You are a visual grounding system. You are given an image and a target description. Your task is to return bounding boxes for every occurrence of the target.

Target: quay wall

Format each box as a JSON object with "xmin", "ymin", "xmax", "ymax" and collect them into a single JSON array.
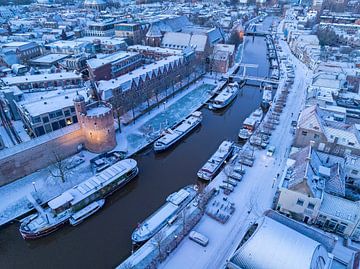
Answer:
[{"xmin": 0, "ymin": 124, "xmax": 85, "ymax": 186}]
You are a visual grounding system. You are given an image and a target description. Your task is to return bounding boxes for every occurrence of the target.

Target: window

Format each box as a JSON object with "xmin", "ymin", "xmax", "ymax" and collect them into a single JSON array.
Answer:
[
  {"xmin": 352, "ymin": 170, "xmax": 359, "ymax": 175},
  {"xmin": 32, "ymin": 116, "xmax": 41, "ymax": 124},
  {"xmin": 64, "ymin": 110, "xmax": 70, "ymax": 117},
  {"xmin": 314, "ymin": 134, "xmax": 319, "ymax": 139},
  {"xmin": 296, "ymin": 199, "xmax": 304, "ymax": 206},
  {"xmin": 51, "ymin": 121, "xmax": 60, "ymax": 131},
  {"xmin": 49, "ymin": 112, "xmax": 56, "ymax": 119},
  {"xmin": 44, "ymin": 124, "xmax": 52, "ymax": 133},
  {"xmin": 56, "ymin": 110, "xmax": 63, "ymax": 117},
  {"xmin": 307, "ymin": 203, "xmax": 315, "ymax": 210},
  {"xmin": 42, "ymin": 116, "xmax": 49, "ymax": 123},
  {"xmin": 302, "ymin": 131, "xmax": 307, "ymax": 136},
  {"xmin": 70, "ymin": 107, "xmax": 75, "ymax": 113}
]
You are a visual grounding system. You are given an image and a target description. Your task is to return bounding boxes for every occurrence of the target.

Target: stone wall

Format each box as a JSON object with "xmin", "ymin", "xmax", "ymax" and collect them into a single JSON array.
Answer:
[{"xmin": 0, "ymin": 124, "xmax": 85, "ymax": 186}]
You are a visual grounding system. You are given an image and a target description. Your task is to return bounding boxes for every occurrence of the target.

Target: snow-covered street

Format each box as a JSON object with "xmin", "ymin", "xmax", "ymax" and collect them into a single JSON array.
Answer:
[{"xmin": 158, "ymin": 27, "xmax": 313, "ymax": 269}]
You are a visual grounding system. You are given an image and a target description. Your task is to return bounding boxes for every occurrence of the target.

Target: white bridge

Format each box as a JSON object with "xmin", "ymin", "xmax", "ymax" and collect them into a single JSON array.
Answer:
[{"xmin": 230, "ymin": 63, "xmax": 279, "ymax": 85}]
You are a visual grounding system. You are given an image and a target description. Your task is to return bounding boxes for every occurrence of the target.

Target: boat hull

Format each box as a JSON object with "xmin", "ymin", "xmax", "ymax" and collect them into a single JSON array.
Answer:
[
  {"xmin": 20, "ymin": 218, "xmax": 68, "ymax": 240},
  {"xmin": 154, "ymin": 120, "xmax": 201, "ymax": 152}
]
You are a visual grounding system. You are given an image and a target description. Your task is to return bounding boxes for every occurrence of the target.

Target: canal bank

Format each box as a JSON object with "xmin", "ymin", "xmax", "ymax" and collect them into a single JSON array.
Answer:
[{"xmin": 0, "ymin": 17, "xmax": 274, "ymax": 269}]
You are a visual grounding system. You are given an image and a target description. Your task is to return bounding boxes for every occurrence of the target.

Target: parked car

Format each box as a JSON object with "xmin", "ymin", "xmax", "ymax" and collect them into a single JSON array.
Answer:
[
  {"xmin": 267, "ymin": 146, "xmax": 276, "ymax": 157},
  {"xmin": 189, "ymin": 231, "xmax": 209, "ymax": 247}
]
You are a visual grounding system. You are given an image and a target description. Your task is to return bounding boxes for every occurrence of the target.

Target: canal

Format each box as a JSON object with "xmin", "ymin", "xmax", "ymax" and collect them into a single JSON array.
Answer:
[{"xmin": 0, "ymin": 17, "xmax": 275, "ymax": 269}]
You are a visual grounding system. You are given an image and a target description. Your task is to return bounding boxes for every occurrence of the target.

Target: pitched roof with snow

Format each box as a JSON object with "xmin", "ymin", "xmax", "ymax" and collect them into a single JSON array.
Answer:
[
  {"xmin": 320, "ymin": 193, "xmax": 360, "ymax": 223},
  {"xmin": 286, "ymin": 145, "xmax": 346, "ymax": 198}
]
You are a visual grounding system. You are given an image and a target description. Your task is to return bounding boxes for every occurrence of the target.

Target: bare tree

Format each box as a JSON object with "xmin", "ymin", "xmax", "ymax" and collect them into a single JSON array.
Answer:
[
  {"xmin": 181, "ymin": 206, "xmax": 189, "ymax": 236},
  {"xmin": 196, "ymin": 182, "xmax": 207, "ymax": 214},
  {"xmin": 48, "ymin": 151, "xmax": 69, "ymax": 183},
  {"xmin": 153, "ymin": 230, "xmax": 165, "ymax": 259}
]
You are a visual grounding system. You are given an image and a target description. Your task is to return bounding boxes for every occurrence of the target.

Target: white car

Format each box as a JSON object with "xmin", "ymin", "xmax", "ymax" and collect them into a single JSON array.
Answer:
[
  {"xmin": 267, "ymin": 146, "xmax": 276, "ymax": 157},
  {"xmin": 189, "ymin": 231, "xmax": 209, "ymax": 247}
]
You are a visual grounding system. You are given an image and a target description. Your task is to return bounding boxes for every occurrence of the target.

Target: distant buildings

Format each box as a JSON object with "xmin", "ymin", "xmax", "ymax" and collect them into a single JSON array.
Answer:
[
  {"xmin": 1, "ymin": 42, "xmax": 41, "ymax": 64},
  {"xmin": 1, "ymin": 72, "xmax": 83, "ymax": 91}
]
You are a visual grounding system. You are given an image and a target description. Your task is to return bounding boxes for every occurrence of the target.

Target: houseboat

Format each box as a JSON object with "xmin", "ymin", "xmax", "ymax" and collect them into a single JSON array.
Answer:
[
  {"xmin": 211, "ymin": 83, "xmax": 239, "ymax": 110},
  {"xmin": 154, "ymin": 111, "xmax": 202, "ymax": 152},
  {"xmin": 131, "ymin": 185, "xmax": 197, "ymax": 243},
  {"xmin": 238, "ymin": 108, "xmax": 263, "ymax": 140},
  {"xmin": 261, "ymin": 85, "xmax": 273, "ymax": 110},
  {"xmin": 19, "ymin": 159, "xmax": 139, "ymax": 239},
  {"xmin": 197, "ymin": 140, "xmax": 234, "ymax": 181}
]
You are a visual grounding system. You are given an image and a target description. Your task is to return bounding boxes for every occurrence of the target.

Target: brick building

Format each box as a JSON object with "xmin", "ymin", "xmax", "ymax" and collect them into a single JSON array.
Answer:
[{"xmin": 87, "ymin": 51, "xmax": 143, "ymax": 81}]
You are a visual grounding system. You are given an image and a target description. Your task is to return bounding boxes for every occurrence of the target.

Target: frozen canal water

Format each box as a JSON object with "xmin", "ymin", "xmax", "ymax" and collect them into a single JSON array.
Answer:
[
  {"xmin": 125, "ymin": 84, "xmax": 214, "ymax": 152},
  {"xmin": 0, "ymin": 17, "xmax": 273, "ymax": 269}
]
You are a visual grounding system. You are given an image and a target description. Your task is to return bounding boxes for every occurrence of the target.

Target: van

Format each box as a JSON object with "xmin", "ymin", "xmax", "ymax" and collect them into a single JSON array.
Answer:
[{"xmin": 189, "ymin": 231, "xmax": 209, "ymax": 247}]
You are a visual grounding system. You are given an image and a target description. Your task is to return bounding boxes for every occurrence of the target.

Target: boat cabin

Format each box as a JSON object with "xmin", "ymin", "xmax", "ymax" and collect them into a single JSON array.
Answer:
[{"xmin": 48, "ymin": 192, "xmax": 74, "ymax": 215}]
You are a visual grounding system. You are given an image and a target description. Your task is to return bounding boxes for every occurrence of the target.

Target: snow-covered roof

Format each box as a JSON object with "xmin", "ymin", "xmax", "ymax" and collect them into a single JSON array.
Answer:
[
  {"xmin": 98, "ymin": 55, "xmax": 183, "ymax": 99},
  {"xmin": 48, "ymin": 159, "xmax": 137, "ymax": 210},
  {"xmin": 17, "ymin": 89, "xmax": 87, "ymax": 117},
  {"xmin": 30, "ymin": 53, "xmax": 69, "ymax": 64},
  {"xmin": 228, "ymin": 216, "xmax": 330, "ymax": 269},
  {"xmin": 161, "ymin": 32, "xmax": 207, "ymax": 52},
  {"xmin": 87, "ymin": 51, "xmax": 138, "ymax": 69},
  {"xmin": 320, "ymin": 193, "xmax": 360, "ymax": 223},
  {"xmin": 1, "ymin": 72, "xmax": 82, "ymax": 86}
]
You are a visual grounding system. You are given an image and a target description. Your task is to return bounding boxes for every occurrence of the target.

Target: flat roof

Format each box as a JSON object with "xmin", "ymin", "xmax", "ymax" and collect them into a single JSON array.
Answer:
[
  {"xmin": 18, "ymin": 89, "xmax": 87, "ymax": 117},
  {"xmin": 1, "ymin": 72, "xmax": 82, "ymax": 86},
  {"xmin": 30, "ymin": 54, "xmax": 69, "ymax": 64}
]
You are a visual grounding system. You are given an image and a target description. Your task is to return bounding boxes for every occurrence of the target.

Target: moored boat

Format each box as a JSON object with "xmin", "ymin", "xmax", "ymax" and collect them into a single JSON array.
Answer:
[
  {"xmin": 69, "ymin": 199, "xmax": 105, "ymax": 226},
  {"xmin": 154, "ymin": 111, "xmax": 202, "ymax": 152},
  {"xmin": 20, "ymin": 159, "xmax": 139, "ymax": 240},
  {"xmin": 211, "ymin": 83, "xmax": 239, "ymax": 110},
  {"xmin": 197, "ymin": 140, "xmax": 234, "ymax": 181},
  {"xmin": 261, "ymin": 85, "xmax": 273, "ymax": 109},
  {"xmin": 131, "ymin": 185, "xmax": 197, "ymax": 243},
  {"xmin": 238, "ymin": 108, "xmax": 264, "ymax": 141}
]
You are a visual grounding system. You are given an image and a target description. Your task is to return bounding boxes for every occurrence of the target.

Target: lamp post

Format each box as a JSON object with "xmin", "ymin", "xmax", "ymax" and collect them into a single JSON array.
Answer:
[{"xmin": 32, "ymin": 181, "xmax": 37, "ymax": 193}]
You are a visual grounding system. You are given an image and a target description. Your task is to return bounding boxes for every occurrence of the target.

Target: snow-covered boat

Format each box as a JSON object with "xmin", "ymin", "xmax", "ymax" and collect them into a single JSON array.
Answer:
[
  {"xmin": 69, "ymin": 199, "xmax": 105, "ymax": 226},
  {"xmin": 238, "ymin": 108, "xmax": 264, "ymax": 141},
  {"xmin": 131, "ymin": 185, "xmax": 197, "ymax": 243},
  {"xmin": 19, "ymin": 159, "xmax": 139, "ymax": 240},
  {"xmin": 154, "ymin": 111, "xmax": 202, "ymax": 152},
  {"xmin": 197, "ymin": 140, "xmax": 234, "ymax": 181},
  {"xmin": 261, "ymin": 85, "xmax": 273, "ymax": 110},
  {"xmin": 211, "ymin": 83, "xmax": 239, "ymax": 110}
]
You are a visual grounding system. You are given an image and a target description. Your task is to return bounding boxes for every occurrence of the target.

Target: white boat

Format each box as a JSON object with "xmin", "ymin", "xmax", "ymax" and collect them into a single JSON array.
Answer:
[
  {"xmin": 131, "ymin": 185, "xmax": 197, "ymax": 243},
  {"xmin": 238, "ymin": 108, "xmax": 263, "ymax": 141},
  {"xmin": 69, "ymin": 199, "xmax": 105, "ymax": 226},
  {"xmin": 211, "ymin": 83, "xmax": 239, "ymax": 110},
  {"xmin": 261, "ymin": 85, "xmax": 273, "ymax": 109},
  {"xmin": 197, "ymin": 140, "xmax": 234, "ymax": 181},
  {"xmin": 154, "ymin": 111, "xmax": 202, "ymax": 152}
]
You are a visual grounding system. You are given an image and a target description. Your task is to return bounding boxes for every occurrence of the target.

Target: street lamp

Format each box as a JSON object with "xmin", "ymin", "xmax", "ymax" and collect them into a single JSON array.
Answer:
[
  {"xmin": 32, "ymin": 181, "xmax": 37, "ymax": 193},
  {"xmin": 163, "ymin": 101, "xmax": 166, "ymax": 110}
]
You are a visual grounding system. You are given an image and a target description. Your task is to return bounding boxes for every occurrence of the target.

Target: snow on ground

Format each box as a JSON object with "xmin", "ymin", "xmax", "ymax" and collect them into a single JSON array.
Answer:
[
  {"xmin": 0, "ymin": 76, "xmax": 218, "ymax": 227},
  {"xmin": 114, "ymin": 78, "xmax": 218, "ymax": 155},
  {"xmin": 158, "ymin": 25, "xmax": 313, "ymax": 269}
]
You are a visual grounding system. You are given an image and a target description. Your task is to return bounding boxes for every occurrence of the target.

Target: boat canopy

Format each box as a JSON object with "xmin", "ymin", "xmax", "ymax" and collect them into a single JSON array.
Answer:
[{"xmin": 48, "ymin": 192, "xmax": 74, "ymax": 210}]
